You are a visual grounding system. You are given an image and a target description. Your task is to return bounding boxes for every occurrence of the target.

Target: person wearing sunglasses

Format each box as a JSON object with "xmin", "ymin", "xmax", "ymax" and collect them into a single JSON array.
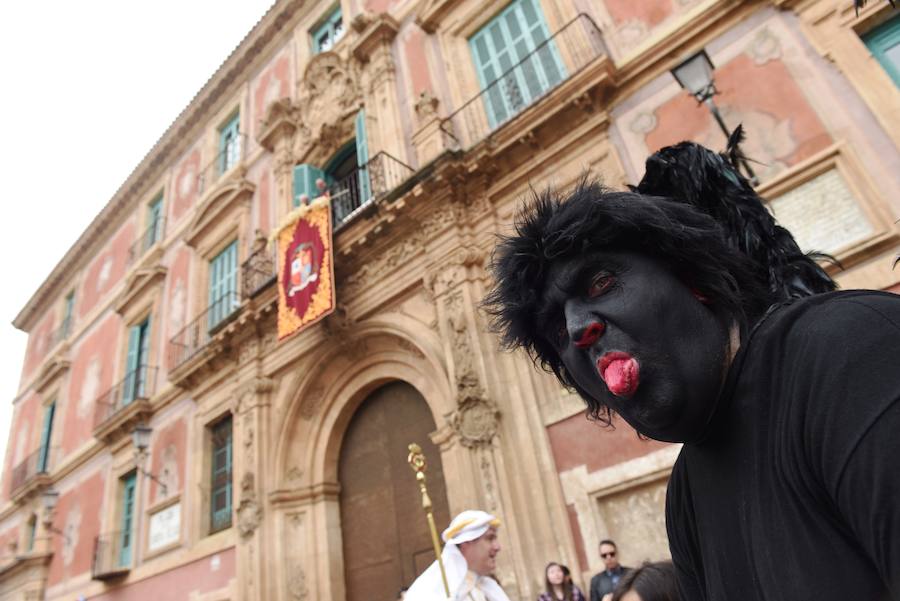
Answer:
[{"xmin": 589, "ymin": 540, "xmax": 630, "ymax": 601}]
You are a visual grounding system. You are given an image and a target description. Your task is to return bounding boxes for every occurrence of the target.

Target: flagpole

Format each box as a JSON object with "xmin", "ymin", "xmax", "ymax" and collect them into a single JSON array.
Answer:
[{"xmin": 407, "ymin": 443, "xmax": 450, "ymax": 598}]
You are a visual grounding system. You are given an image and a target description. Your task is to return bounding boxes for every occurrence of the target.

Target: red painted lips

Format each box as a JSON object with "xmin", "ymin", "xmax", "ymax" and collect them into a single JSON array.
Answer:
[{"xmin": 597, "ymin": 352, "xmax": 640, "ymax": 397}]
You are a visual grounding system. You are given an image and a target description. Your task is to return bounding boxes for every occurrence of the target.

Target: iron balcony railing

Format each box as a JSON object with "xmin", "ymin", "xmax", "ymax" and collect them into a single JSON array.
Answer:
[
  {"xmin": 92, "ymin": 365, "xmax": 158, "ymax": 430},
  {"xmin": 167, "ymin": 291, "xmax": 241, "ymax": 371},
  {"xmin": 330, "ymin": 151, "xmax": 415, "ymax": 226},
  {"xmin": 10, "ymin": 445, "xmax": 57, "ymax": 493},
  {"xmin": 242, "ymin": 244, "xmax": 276, "ymax": 299},
  {"xmin": 197, "ymin": 133, "xmax": 247, "ymax": 196},
  {"xmin": 92, "ymin": 530, "xmax": 131, "ymax": 580},
  {"xmin": 440, "ymin": 13, "xmax": 606, "ymax": 150},
  {"xmin": 128, "ymin": 216, "xmax": 166, "ymax": 263}
]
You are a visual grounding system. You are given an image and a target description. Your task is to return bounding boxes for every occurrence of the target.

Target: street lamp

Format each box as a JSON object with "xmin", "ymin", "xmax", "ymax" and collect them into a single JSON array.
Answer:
[
  {"xmin": 40, "ymin": 489, "xmax": 71, "ymax": 543},
  {"xmin": 131, "ymin": 424, "xmax": 167, "ymax": 497},
  {"xmin": 671, "ymin": 50, "xmax": 759, "ymax": 185}
]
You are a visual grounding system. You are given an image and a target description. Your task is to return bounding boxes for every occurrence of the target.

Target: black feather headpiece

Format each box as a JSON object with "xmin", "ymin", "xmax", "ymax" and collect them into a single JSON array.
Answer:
[{"xmin": 634, "ymin": 127, "xmax": 837, "ymax": 304}]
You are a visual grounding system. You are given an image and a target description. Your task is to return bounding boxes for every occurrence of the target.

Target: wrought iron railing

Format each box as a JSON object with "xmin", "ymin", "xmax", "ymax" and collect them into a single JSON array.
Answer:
[
  {"xmin": 367, "ymin": 151, "xmax": 415, "ymax": 199},
  {"xmin": 92, "ymin": 365, "xmax": 158, "ymax": 430},
  {"xmin": 128, "ymin": 217, "xmax": 166, "ymax": 263},
  {"xmin": 197, "ymin": 133, "xmax": 247, "ymax": 195},
  {"xmin": 440, "ymin": 13, "xmax": 606, "ymax": 150},
  {"xmin": 10, "ymin": 446, "xmax": 57, "ymax": 493},
  {"xmin": 167, "ymin": 291, "xmax": 241, "ymax": 371},
  {"xmin": 330, "ymin": 151, "xmax": 415, "ymax": 226},
  {"xmin": 242, "ymin": 244, "xmax": 275, "ymax": 298},
  {"xmin": 92, "ymin": 530, "xmax": 131, "ymax": 579}
]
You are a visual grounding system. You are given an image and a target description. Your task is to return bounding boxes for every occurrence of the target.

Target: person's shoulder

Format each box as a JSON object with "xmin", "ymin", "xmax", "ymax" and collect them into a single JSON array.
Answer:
[{"xmin": 764, "ymin": 290, "xmax": 900, "ymax": 326}]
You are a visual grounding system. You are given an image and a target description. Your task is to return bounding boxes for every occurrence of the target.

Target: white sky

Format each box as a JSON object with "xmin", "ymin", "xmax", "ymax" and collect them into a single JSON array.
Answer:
[{"xmin": 0, "ymin": 1, "xmax": 275, "ymax": 478}]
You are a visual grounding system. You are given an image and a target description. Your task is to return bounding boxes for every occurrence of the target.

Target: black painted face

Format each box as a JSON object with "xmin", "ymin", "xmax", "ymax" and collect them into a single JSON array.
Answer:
[{"xmin": 542, "ymin": 250, "xmax": 733, "ymax": 442}]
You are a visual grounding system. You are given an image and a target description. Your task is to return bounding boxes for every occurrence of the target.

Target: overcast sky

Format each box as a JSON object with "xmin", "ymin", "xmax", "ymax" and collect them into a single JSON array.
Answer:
[{"xmin": 0, "ymin": 1, "xmax": 274, "ymax": 477}]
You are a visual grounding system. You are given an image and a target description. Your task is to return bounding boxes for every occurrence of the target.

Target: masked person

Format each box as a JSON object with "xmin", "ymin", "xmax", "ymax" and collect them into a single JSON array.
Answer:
[
  {"xmin": 483, "ymin": 141, "xmax": 900, "ymax": 600},
  {"xmin": 406, "ymin": 510, "xmax": 509, "ymax": 601}
]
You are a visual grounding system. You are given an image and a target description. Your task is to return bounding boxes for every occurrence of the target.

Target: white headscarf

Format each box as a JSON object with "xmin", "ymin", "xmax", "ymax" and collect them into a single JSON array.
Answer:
[{"xmin": 405, "ymin": 510, "xmax": 511, "ymax": 601}]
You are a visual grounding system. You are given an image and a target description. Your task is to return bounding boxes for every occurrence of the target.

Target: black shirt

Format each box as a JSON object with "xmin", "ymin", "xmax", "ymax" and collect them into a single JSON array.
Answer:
[{"xmin": 666, "ymin": 291, "xmax": 900, "ymax": 600}]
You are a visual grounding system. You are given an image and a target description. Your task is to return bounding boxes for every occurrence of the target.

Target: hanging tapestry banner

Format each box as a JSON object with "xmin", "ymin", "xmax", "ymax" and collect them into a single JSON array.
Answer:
[{"xmin": 276, "ymin": 197, "xmax": 335, "ymax": 340}]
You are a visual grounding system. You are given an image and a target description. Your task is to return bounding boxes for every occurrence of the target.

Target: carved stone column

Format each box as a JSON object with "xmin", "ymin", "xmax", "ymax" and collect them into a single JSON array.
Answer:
[
  {"xmin": 412, "ymin": 90, "xmax": 454, "ymax": 165},
  {"xmin": 232, "ymin": 375, "xmax": 274, "ymax": 601},
  {"xmin": 258, "ymin": 98, "xmax": 301, "ymax": 219},
  {"xmin": 352, "ymin": 15, "xmax": 406, "ymax": 163}
]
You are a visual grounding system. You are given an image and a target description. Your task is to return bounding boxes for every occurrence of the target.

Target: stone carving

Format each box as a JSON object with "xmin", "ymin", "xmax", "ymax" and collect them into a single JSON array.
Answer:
[
  {"xmin": 597, "ymin": 479, "xmax": 669, "ymax": 562},
  {"xmin": 237, "ymin": 472, "xmax": 262, "ymax": 539},
  {"xmin": 746, "ymin": 27, "xmax": 782, "ymax": 65},
  {"xmin": 415, "ymin": 90, "xmax": 441, "ymax": 125},
  {"xmin": 341, "ymin": 232, "xmax": 425, "ymax": 298},
  {"xmin": 234, "ymin": 376, "xmax": 274, "ymax": 414},
  {"xmin": 628, "ymin": 111, "xmax": 658, "ymax": 135},
  {"xmin": 62, "ymin": 503, "xmax": 82, "ymax": 566},
  {"xmin": 420, "ymin": 204, "xmax": 459, "ymax": 238},
  {"xmin": 453, "ymin": 397, "xmax": 501, "ymax": 448},
  {"xmin": 287, "ymin": 513, "xmax": 309, "ymax": 600},
  {"xmin": 299, "ymin": 384, "xmax": 326, "ymax": 420},
  {"xmin": 159, "ymin": 444, "xmax": 179, "ymax": 500},
  {"xmin": 288, "ymin": 564, "xmax": 309, "ymax": 600}
]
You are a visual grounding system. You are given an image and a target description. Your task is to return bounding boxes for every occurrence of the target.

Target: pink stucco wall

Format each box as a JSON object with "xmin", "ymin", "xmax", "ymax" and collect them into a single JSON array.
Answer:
[
  {"xmin": 47, "ymin": 470, "xmax": 105, "ymax": 586},
  {"xmin": 79, "ymin": 221, "xmax": 135, "ymax": 320}
]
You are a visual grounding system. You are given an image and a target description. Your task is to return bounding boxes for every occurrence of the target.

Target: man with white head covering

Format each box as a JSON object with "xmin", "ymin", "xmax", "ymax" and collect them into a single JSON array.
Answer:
[{"xmin": 405, "ymin": 510, "xmax": 510, "ymax": 601}]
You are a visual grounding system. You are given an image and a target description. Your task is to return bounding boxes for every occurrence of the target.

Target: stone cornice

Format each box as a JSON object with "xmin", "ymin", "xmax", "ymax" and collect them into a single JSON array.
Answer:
[{"xmin": 13, "ymin": 0, "xmax": 305, "ymax": 332}]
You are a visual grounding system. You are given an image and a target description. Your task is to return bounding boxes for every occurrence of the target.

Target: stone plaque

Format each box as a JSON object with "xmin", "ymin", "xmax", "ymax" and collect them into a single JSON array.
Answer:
[
  {"xmin": 768, "ymin": 169, "xmax": 874, "ymax": 255},
  {"xmin": 148, "ymin": 502, "xmax": 181, "ymax": 552},
  {"xmin": 595, "ymin": 478, "xmax": 669, "ymax": 565}
]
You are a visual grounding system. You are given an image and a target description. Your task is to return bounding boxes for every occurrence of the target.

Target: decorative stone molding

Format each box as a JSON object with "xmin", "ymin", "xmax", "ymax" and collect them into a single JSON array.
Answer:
[
  {"xmin": 416, "ymin": 0, "xmax": 457, "ymax": 33},
  {"xmin": 184, "ymin": 177, "xmax": 255, "ymax": 249},
  {"xmin": 425, "ymin": 248, "xmax": 485, "ymax": 298},
  {"xmin": 340, "ymin": 231, "xmax": 426, "ymax": 299},
  {"xmin": 352, "ymin": 13, "xmax": 400, "ymax": 63},
  {"xmin": 233, "ymin": 376, "xmax": 274, "ymax": 414},
  {"xmin": 237, "ymin": 472, "xmax": 263, "ymax": 539},
  {"xmin": 114, "ymin": 264, "xmax": 167, "ymax": 319},
  {"xmin": 415, "ymin": 90, "xmax": 440, "ymax": 125},
  {"xmin": 451, "ymin": 397, "xmax": 500, "ymax": 448}
]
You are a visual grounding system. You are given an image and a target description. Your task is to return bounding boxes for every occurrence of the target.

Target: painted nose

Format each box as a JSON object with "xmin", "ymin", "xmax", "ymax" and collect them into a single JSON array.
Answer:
[{"xmin": 574, "ymin": 321, "xmax": 605, "ymax": 348}]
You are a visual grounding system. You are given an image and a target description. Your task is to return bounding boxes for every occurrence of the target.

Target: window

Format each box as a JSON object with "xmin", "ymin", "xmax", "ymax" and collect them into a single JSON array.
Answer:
[
  {"xmin": 145, "ymin": 194, "xmax": 164, "ymax": 249},
  {"xmin": 312, "ymin": 5, "xmax": 345, "ymax": 53},
  {"xmin": 119, "ymin": 472, "xmax": 137, "ymax": 567},
  {"xmin": 25, "ymin": 515, "xmax": 37, "ymax": 553},
  {"xmin": 468, "ymin": 0, "xmax": 566, "ymax": 129},
  {"xmin": 863, "ymin": 14, "xmax": 900, "ymax": 87},
  {"xmin": 208, "ymin": 241, "xmax": 239, "ymax": 329},
  {"xmin": 209, "ymin": 416, "xmax": 233, "ymax": 533},
  {"xmin": 61, "ymin": 291, "xmax": 75, "ymax": 338},
  {"xmin": 218, "ymin": 113, "xmax": 241, "ymax": 174},
  {"xmin": 37, "ymin": 400, "xmax": 55, "ymax": 473},
  {"xmin": 292, "ymin": 109, "xmax": 371, "ymax": 223},
  {"xmin": 122, "ymin": 318, "xmax": 151, "ymax": 405}
]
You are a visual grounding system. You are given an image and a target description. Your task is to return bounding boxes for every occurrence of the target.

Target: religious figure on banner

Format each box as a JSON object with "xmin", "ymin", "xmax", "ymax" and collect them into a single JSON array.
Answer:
[{"xmin": 275, "ymin": 196, "xmax": 335, "ymax": 340}]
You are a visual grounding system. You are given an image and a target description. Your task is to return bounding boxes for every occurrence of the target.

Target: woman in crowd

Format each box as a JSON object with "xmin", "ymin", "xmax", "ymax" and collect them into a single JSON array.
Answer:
[
  {"xmin": 609, "ymin": 561, "xmax": 678, "ymax": 601},
  {"xmin": 538, "ymin": 562, "xmax": 587, "ymax": 601}
]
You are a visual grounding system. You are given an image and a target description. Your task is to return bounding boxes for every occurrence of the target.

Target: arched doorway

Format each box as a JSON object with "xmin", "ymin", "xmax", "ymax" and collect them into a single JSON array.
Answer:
[{"xmin": 338, "ymin": 381, "xmax": 451, "ymax": 601}]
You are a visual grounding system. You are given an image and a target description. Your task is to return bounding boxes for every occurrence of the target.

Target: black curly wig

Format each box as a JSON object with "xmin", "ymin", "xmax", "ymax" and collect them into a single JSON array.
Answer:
[{"xmin": 483, "ymin": 179, "xmax": 769, "ymax": 423}]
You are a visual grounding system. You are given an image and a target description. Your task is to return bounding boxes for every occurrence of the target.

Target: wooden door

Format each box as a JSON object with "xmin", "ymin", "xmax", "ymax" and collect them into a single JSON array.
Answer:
[{"xmin": 339, "ymin": 382, "xmax": 451, "ymax": 601}]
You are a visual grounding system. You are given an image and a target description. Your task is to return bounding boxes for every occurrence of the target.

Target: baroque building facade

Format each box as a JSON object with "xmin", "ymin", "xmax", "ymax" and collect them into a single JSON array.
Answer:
[{"xmin": 1, "ymin": 0, "xmax": 898, "ymax": 600}]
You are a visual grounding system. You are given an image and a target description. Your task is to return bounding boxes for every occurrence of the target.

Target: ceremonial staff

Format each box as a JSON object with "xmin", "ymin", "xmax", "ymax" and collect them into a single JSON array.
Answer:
[{"xmin": 407, "ymin": 443, "xmax": 450, "ymax": 597}]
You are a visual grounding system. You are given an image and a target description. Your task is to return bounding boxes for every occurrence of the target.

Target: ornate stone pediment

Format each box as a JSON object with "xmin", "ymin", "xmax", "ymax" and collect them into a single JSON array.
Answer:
[
  {"xmin": 185, "ymin": 177, "xmax": 255, "ymax": 248},
  {"xmin": 258, "ymin": 98, "xmax": 302, "ymax": 152},
  {"xmin": 293, "ymin": 52, "xmax": 361, "ymax": 163},
  {"xmin": 114, "ymin": 265, "xmax": 167, "ymax": 318}
]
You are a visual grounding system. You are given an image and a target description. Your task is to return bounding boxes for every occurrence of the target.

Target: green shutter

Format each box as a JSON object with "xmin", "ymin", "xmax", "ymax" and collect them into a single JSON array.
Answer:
[
  {"xmin": 218, "ymin": 113, "xmax": 241, "ymax": 174},
  {"xmin": 210, "ymin": 417, "xmax": 233, "ymax": 532},
  {"xmin": 61, "ymin": 292, "xmax": 75, "ymax": 338},
  {"xmin": 137, "ymin": 318, "xmax": 151, "ymax": 398},
  {"xmin": 355, "ymin": 109, "xmax": 371, "ymax": 202},
  {"xmin": 864, "ymin": 15, "xmax": 900, "ymax": 88},
  {"xmin": 119, "ymin": 473, "xmax": 136, "ymax": 567},
  {"xmin": 146, "ymin": 195, "xmax": 164, "ymax": 248},
  {"xmin": 468, "ymin": 0, "xmax": 565, "ymax": 129},
  {"xmin": 293, "ymin": 164, "xmax": 326, "ymax": 207},
  {"xmin": 37, "ymin": 401, "xmax": 55, "ymax": 473},
  {"xmin": 208, "ymin": 241, "xmax": 238, "ymax": 330},
  {"xmin": 122, "ymin": 326, "xmax": 141, "ymax": 405},
  {"xmin": 312, "ymin": 5, "xmax": 344, "ymax": 53}
]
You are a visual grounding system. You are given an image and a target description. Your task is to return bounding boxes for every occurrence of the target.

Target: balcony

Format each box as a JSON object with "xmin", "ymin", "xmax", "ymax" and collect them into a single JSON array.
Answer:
[
  {"xmin": 128, "ymin": 217, "xmax": 166, "ymax": 265},
  {"xmin": 331, "ymin": 151, "xmax": 415, "ymax": 227},
  {"xmin": 92, "ymin": 531, "xmax": 130, "ymax": 580},
  {"xmin": 92, "ymin": 366, "xmax": 158, "ymax": 444},
  {"xmin": 197, "ymin": 133, "xmax": 247, "ymax": 197},
  {"xmin": 242, "ymin": 244, "xmax": 275, "ymax": 299},
  {"xmin": 440, "ymin": 13, "xmax": 608, "ymax": 151},
  {"xmin": 167, "ymin": 292, "xmax": 241, "ymax": 377},
  {"xmin": 9, "ymin": 446, "xmax": 56, "ymax": 502}
]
